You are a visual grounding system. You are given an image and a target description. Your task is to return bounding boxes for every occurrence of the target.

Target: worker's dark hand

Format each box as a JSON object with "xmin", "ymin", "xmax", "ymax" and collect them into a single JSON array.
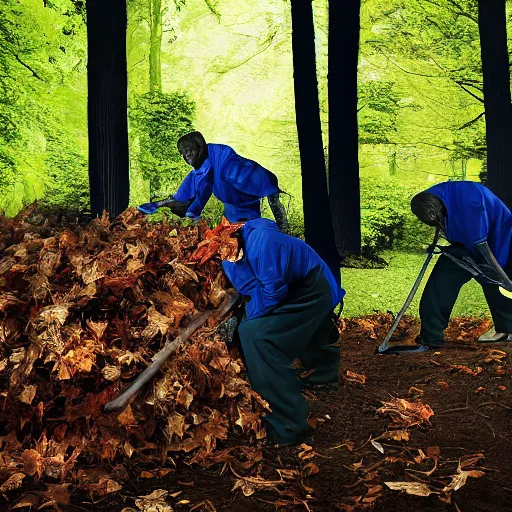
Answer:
[{"xmin": 155, "ymin": 196, "xmax": 192, "ymax": 218}]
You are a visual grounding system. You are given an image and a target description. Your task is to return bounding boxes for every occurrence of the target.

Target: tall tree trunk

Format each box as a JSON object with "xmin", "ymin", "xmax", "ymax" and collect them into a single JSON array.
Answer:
[
  {"xmin": 149, "ymin": 0, "xmax": 162, "ymax": 92},
  {"xmin": 328, "ymin": 0, "xmax": 361, "ymax": 254},
  {"xmin": 290, "ymin": 0, "xmax": 340, "ymax": 283},
  {"xmin": 86, "ymin": 0, "xmax": 130, "ymax": 218},
  {"xmin": 478, "ymin": 0, "xmax": 512, "ymax": 208}
]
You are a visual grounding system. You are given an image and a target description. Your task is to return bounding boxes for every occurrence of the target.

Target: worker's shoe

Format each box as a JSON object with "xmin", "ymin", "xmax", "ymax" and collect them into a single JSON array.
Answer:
[
  {"xmin": 302, "ymin": 381, "xmax": 339, "ymax": 391},
  {"xmin": 478, "ymin": 326, "xmax": 512, "ymax": 343},
  {"xmin": 379, "ymin": 344, "xmax": 432, "ymax": 355},
  {"xmin": 264, "ymin": 418, "xmax": 314, "ymax": 447}
]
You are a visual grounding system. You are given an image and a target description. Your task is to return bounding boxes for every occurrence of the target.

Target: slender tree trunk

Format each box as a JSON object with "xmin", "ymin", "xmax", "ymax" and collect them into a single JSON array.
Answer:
[
  {"xmin": 478, "ymin": 0, "xmax": 512, "ymax": 208},
  {"xmin": 86, "ymin": 0, "xmax": 130, "ymax": 219},
  {"xmin": 290, "ymin": 0, "xmax": 340, "ymax": 283},
  {"xmin": 149, "ymin": 0, "xmax": 162, "ymax": 92},
  {"xmin": 328, "ymin": 0, "xmax": 361, "ymax": 254}
]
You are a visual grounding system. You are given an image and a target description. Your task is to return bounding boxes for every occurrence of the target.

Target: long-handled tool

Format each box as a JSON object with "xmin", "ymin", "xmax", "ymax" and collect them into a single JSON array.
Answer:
[
  {"xmin": 104, "ymin": 290, "xmax": 240, "ymax": 414},
  {"xmin": 376, "ymin": 228, "xmax": 440, "ymax": 354}
]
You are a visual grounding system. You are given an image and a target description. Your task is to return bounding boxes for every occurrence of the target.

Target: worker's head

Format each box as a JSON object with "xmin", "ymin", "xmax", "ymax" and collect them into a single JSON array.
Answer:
[
  {"xmin": 177, "ymin": 131, "xmax": 208, "ymax": 170},
  {"xmin": 411, "ymin": 192, "xmax": 446, "ymax": 228}
]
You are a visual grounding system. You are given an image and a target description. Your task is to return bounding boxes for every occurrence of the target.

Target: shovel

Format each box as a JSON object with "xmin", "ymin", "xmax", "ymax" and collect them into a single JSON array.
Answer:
[{"xmin": 376, "ymin": 228, "xmax": 440, "ymax": 354}]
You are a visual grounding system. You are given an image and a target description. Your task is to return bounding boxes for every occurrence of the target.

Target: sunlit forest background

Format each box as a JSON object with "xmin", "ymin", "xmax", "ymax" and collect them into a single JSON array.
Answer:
[{"xmin": 1, "ymin": 0, "xmax": 506, "ymax": 315}]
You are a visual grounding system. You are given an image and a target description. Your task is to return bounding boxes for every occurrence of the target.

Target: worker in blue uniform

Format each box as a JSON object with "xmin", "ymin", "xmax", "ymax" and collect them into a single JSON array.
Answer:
[
  {"xmin": 221, "ymin": 218, "xmax": 345, "ymax": 445},
  {"xmin": 138, "ymin": 132, "xmax": 289, "ymax": 233},
  {"xmin": 407, "ymin": 181, "xmax": 512, "ymax": 352}
]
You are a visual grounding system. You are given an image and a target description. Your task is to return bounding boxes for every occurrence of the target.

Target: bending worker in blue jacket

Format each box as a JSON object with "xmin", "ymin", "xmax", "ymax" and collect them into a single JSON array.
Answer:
[
  {"xmin": 404, "ymin": 181, "xmax": 512, "ymax": 352},
  {"xmin": 221, "ymin": 218, "xmax": 345, "ymax": 445},
  {"xmin": 142, "ymin": 132, "xmax": 289, "ymax": 232}
]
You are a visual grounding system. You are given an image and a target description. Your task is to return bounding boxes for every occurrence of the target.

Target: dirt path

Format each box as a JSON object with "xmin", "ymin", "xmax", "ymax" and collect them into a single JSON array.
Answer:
[{"xmin": 6, "ymin": 316, "xmax": 512, "ymax": 512}]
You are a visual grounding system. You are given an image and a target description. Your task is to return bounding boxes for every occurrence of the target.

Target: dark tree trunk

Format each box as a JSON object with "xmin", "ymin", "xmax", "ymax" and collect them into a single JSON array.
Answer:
[
  {"xmin": 478, "ymin": 0, "xmax": 512, "ymax": 209},
  {"xmin": 328, "ymin": 0, "xmax": 361, "ymax": 254},
  {"xmin": 86, "ymin": 0, "xmax": 130, "ymax": 218},
  {"xmin": 290, "ymin": 0, "xmax": 340, "ymax": 284}
]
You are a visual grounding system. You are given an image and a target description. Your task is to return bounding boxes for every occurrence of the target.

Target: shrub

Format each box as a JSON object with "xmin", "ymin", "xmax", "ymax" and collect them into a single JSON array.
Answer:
[
  {"xmin": 129, "ymin": 90, "xmax": 195, "ymax": 198},
  {"xmin": 360, "ymin": 177, "xmax": 430, "ymax": 257}
]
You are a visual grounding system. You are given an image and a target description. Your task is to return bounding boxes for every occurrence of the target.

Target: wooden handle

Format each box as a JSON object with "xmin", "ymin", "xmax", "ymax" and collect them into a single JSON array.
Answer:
[{"xmin": 104, "ymin": 290, "xmax": 239, "ymax": 414}]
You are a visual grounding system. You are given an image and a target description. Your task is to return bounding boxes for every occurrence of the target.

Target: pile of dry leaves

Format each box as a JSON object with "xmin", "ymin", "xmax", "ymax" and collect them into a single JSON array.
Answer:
[{"xmin": 0, "ymin": 206, "xmax": 269, "ymax": 505}]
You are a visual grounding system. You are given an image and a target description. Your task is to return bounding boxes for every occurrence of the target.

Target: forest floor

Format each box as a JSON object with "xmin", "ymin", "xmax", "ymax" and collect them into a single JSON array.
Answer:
[{"xmin": 67, "ymin": 315, "xmax": 511, "ymax": 512}]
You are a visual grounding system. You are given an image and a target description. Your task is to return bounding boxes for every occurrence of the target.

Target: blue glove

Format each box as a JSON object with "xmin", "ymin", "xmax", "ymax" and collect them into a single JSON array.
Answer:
[
  {"xmin": 138, "ymin": 202, "xmax": 159, "ymax": 215},
  {"xmin": 185, "ymin": 212, "xmax": 200, "ymax": 220}
]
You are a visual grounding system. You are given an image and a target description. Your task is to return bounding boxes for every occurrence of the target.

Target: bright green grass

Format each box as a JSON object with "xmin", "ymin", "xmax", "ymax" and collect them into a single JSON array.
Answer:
[{"xmin": 341, "ymin": 250, "xmax": 490, "ymax": 318}]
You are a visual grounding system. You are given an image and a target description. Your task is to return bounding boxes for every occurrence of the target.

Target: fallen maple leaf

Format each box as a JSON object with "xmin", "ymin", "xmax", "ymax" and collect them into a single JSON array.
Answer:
[
  {"xmin": 408, "ymin": 386, "xmax": 424, "ymax": 397},
  {"xmin": 135, "ymin": 489, "xmax": 172, "ymax": 511},
  {"xmin": 436, "ymin": 381, "xmax": 449, "ymax": 391},
  {"xmin": 19, "ymin": 384, "xmax": 37, "ymax": 405},
  {"xmin": 377, "ymin": 398, "xmax": 434, "ymax": 428},
  {"xmin": 450, "ymin": 364, "xmax": 483, "ymax": 376},
  {"xmin": 384, "ymin": 481, "xmax": 434, "ymax": 496},
  {"xmin": 0, "ymin": 472, "xmax": 25, "ymax": 493},
  {"xmin": 302, "ymin": 462, "xmax": 320, "ymax": 477},
  {"xmin": 345, "ymin": 370, "xmax": 367, "ymax": 385},
  {"xmin": 374, "ymin": 429, "xmax": 410, "ymax": 442},
  {"xmin": 483, "ymin": 349, "xmax": 507, "ymax": 364}
]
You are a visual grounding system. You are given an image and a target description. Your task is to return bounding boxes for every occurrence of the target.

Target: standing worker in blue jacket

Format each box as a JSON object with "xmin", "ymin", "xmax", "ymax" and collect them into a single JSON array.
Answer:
[
  {"xmin": 139, "ymin": 132, "xmax": 289, "ymax": 232},
  {"xmin": 406, "ymin": 181, "xmax": 512, "ymax": 352},
  {"xmin": 221, "ymin": 218, "xmax": 345, "ymax": 446}
]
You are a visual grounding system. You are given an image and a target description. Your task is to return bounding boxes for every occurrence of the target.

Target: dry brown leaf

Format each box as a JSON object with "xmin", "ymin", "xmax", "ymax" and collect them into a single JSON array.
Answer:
[
  {"xmin": 298, "ymin": 443, "xmax": 317, "ymax": 460},
  {"xmin": 0, "ymin": 472, "xmax": 26, "ymax": 493},
  {"xmin": 345, "ymin": 370, "xmax": 367, "ymax": 385},
  {"xmin": 450, "ymin": 364, "xmax": 483, "ymax": 376},
  {"xmin": 19, "ymin": 384, "xmax": 37, "ymax": 405},
  {"xmin": 408, "ymin": 386, "xmax": 424, "ymax": 397},
  {"xmin": 483, "ymin": 349, "xmax": 507, "ymax": 364},
  {"xmin": 302, "ymin": 462, "xmax": 320, "ymax": 477},
  {"xmin": 135, "ymin": 489, "xmax": 172, "ymax": 511},
  {"xmin": 377, "ymin": 397, "xmax": 434, "ymax": 428},
  {"xmin": 385, "ymin": 481, "xmax": 434, "ymax": 496},
  {"xmin": 142, "ymin": 306, "xmax": 174, "ymax": 339},
  {"xmin": 12, "ymin": 494, "xmax": 38, "ymax": 509},
  {"xmin": 374, "ymin": 429, "xmax": 410, "ymax": 442},
  {"xmin": 21, "ymin": 449, "xmax": 43, "ymax": 477},
  {"xmin": 117, "ymin": 404, "xmax": 137, "ymax": 426}
]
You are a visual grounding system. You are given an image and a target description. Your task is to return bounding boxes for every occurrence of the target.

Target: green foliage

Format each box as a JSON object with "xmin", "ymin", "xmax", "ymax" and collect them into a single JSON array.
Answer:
[
  {"xmin": 129, "ymin": 90, "xmax": 195, "ymax": 197},
  {"xmin": 0, "ymin": 0, "xmax": 87, "ymax": 215},
  {"xmin": 360, "ymin": 177, "xmax": 431, "ymax": 257},
  {"xmin": 146, "ymin": 195, "xmax": 225, "ymax": 226},
  {"xmin": 358, "ymin": 80, "xmax": 401, "ymax": 144},
  {"xmin": 42, "ymin": 133, "xmax": 89, "ymax": 212}
]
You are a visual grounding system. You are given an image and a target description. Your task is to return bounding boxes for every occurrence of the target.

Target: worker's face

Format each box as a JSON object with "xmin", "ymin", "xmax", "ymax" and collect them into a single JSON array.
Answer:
[
  {"xmin": 178, "ymin": 136, "xmax": 207, "ymax": 170},
  {"xmin": 411, "ymin": 193, "xmax": 446, "ymax": 228}
]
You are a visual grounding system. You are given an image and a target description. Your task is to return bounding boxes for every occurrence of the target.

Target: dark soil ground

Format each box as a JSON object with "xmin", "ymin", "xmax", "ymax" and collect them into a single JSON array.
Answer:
[{"xmin": 6, "ymin": 316, "xmax": 512, "ymax": 512}]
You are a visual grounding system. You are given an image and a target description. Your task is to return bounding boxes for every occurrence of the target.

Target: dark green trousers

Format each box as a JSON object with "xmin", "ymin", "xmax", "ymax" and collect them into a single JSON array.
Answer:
[
  {"xmin": 419, "ymin": 249, "xmax": 512, "ymax": 347},
  {"xmin": 238, "ymin": 267, "xmax": 341, "ymax": 445}
]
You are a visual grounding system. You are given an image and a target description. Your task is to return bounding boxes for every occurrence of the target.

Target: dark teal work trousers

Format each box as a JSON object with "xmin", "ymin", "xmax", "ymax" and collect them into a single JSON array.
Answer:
[
  {"xmin": 420, "ymin": 249, "xmax": 512, "ymax": 347},
  {"xmin": 238, "ymin": 267, "xmax": 341, "ymax": 445}
]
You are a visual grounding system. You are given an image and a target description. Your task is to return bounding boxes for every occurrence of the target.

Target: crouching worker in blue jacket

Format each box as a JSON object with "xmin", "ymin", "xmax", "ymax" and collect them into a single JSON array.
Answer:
[
  {"xmin": 409, "ymin": 181, "xmax": 512, "ymax": 351},
  {"xmin": 139, "ymin": 132, "xmax": 289, "ymax": 233},
  {"xmin": 221, "ymin": 218, "xmax": 345, "ymax": 446}
]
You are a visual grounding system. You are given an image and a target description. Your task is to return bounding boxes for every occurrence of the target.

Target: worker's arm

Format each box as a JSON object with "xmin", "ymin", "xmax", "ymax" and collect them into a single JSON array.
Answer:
[
  {"xmin": 472, "ymin": 241, "xmax": 512, "ymax": 292},
  {"xmin": 268, "ymin": 192, "xmax": 290, "ymax": 234}
]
